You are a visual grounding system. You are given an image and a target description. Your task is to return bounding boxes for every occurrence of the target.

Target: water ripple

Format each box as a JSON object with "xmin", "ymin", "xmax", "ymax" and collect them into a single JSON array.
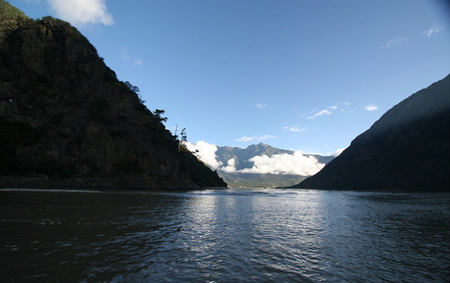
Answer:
[{"xmin": 0, "ymin": 189, "xmax": 448, "ymax": 282}]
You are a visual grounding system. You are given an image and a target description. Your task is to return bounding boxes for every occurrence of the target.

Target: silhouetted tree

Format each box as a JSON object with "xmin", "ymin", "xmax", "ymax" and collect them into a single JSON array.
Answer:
[
  {"xmin": 180, "ymin": 128, "xmax": 187, "ymax": 143},
  {"xmin": 153, "ymin": 109, "xmax": 167, "ymax": 122},
  {"xmin": 123, "ymin": 81, "xmax": 145, "ymax": 103},
  {"xmin": 123, "ymin": 81, "xmax": 140, "ymax": 93},
  {"xmin": 178, "ymin": 128, "xmax": 188, "ymax": 151}
]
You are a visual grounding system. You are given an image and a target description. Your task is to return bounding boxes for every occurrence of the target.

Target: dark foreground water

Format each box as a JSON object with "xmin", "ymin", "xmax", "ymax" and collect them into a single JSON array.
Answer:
[{"xmin": 0, "ymin": 188, "xmax": 449, "ymax": 282}]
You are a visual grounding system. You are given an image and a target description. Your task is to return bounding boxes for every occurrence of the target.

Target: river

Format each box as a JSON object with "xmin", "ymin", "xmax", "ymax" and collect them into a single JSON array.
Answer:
[{"xmin": 0, "ymin": 188, "xmax": 449, "ymax": 282}]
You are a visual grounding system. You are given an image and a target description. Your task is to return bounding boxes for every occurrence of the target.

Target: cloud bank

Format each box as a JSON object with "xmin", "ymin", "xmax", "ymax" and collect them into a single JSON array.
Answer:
[
  {"xmin": 221, "ymin": 158, "xmax": 237, "ymax": 173},
  {"xmin": 239, "ymin": 152, "xmax": 325, "ymax": 175},
  {"xmin": 185, "ymin": 141, "xmax": 222, "ymax": 170},
  {"xmin": 48, "ymin": 0, "xmax": 114, "ymax": 26},
  {"xmin": 187, "ymin": 141, "xmax": 326, "ymax": 176}
]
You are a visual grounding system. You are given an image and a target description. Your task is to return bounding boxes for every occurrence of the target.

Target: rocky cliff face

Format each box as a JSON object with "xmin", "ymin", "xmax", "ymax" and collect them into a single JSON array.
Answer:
[
  {"xmin": 0, "ymin": 7, "xmax": 226, "ymax": 189},
  {"xmin": 293, "ymin": 75, "xmax": 449, "ymax": 192}
]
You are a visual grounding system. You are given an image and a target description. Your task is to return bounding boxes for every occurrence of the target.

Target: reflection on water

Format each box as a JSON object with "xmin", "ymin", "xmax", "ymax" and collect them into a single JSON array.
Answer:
[{"xmin": 0, "ymin": 188, "xmax": 449, "ymax": 282}]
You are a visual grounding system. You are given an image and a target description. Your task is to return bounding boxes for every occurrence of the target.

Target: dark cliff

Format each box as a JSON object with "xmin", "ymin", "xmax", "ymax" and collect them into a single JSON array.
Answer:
[
  {"xmin": 293, "ymin": 75, "xmax": 449, "ymax": 192},
  {"xmin": 0, "ymin": 3, "xmax": 226, "ymax": 189}
]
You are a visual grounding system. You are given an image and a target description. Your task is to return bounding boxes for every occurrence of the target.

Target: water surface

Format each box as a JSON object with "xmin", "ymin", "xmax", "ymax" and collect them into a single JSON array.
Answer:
[{"xmin": 1, "ymin": 188, "xmax": 448, "ymax": 282}]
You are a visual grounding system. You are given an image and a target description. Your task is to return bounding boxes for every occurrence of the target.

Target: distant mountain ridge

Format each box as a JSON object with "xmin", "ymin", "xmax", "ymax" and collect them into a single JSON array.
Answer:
[
  {"xmin": 215, "ymin": 143, "xmax": 333, "ymax": 171},
  {"xmin": 205, "ymin": 143, "xmax": 334, "ymax": 188},
  {"xmin": 216, "ymin": 143, "xmax": 294, "ymax": 171},
  {"xmin": 293, "ymin": 74, "xmax": 449, "ymax": 192}
]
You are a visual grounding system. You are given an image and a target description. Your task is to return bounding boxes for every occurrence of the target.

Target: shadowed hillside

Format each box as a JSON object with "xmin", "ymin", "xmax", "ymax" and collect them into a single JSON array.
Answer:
[
  {"xmin": 0, "ymin": 1, "xmax": 226, "ymax": 189},
  {"xmin": 293, "ymin": 75, "xmax": 449, "ymax": 192}
]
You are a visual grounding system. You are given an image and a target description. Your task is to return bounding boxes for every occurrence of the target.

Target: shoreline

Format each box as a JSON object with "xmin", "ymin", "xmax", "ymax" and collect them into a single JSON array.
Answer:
[{"xmin": 0, "ymin": 177, "xmax": 227, "ymax": 191}]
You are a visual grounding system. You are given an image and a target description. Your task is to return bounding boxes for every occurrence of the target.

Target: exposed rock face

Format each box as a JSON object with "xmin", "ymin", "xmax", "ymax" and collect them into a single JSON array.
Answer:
[
  {"xmin": 0, "ymin": 10, "xmax": 226, "ymax": 189},
  {"xmin": 293, "ymin": 75, "xmax": 449, "ymax": 192}
]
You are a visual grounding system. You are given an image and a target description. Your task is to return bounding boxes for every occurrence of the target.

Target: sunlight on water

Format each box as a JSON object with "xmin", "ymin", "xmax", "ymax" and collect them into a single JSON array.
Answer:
[{"xmin": 0, "ymin": 189, "xmax": 449, "ymax": 282}]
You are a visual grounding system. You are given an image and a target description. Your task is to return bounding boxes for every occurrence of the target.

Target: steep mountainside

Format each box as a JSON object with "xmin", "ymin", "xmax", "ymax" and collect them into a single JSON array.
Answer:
[
  {"xmin": 0, "ymin": 3, "xmax": 226, "ymax": 189},
  {"xmin": 293, "ymin": 75, "xmax": 449, "ymax": 192}
]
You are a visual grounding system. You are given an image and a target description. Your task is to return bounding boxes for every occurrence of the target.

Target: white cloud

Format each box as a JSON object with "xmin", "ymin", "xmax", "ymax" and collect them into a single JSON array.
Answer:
[
  {"xmin": 255, "ymin": 102, "xmax": 268, "ymax": 110},
  {"xmin": 381, "ymin": 37, "xmax": 408, "ymax": 49},
  {"xmin": 364, "ymin": 104, "xmax": 378, "ymax": 111},
  {"xmin": 316, "ymin": 109, "xmax": 332, "ymax": 116},
  {"xmin": 121, "ymin": 47, "xmax": 144, "ymax": 66},
  {"xmin": 134, "ymin": 59, "xmax": 144, "ymax": 66},
  {"xmin": 187, "ymin": 140, "xmax": 326, "ymax": 176},
  {"xmin": 302, "ymin": 102, "xmax": 351, "ymax": 118},
  {"xmin": 221, "ymin": 158, "xmax": 237, "ymax": 173},
  {"xmin": 47, "ymin": 0, "xmax": 114, "ymax": 26},
  {"xmin": 307, "ymin": 109, "xmax": 332, "ymax": 119},
  {"xmin": 283, "ymin": 125, "xmax": 307, "ymax": 132},
  {"xmin": 235, "ymin": 135, "xmax": 277, "ymax": 142},
  {"xmin": 185, "ymin": 141, "xmax": 222, "ymax": 170},
  {"xmin": 239, "ymin": 151, "xmax": 325, "ymax": 176},
  {"xmin": 422, "ymin": 25, "xmax": 443, "ymax": 37}
]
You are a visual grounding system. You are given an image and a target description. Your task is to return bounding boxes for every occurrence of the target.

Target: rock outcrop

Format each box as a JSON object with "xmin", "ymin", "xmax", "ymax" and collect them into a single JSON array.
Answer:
[
  {"xmin": 0, "ymin": 2, "xmax": 226, "ymax": 190},
  {"xmin": 292, "ymin": 75, "xmax": 449, "ymax": 192}
]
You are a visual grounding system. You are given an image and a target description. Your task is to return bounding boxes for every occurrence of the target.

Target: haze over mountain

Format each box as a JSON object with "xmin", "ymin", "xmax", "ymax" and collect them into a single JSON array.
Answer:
[
  {"xmin": 293, "ymin": 75, "xmax": 450, "ymax": 192},
  {"xmin": 0, "ymin": 1, "xmax": 226, "ymax": 189}
]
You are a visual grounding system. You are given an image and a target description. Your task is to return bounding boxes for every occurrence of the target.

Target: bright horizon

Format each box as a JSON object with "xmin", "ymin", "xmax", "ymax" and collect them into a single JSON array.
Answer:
[{"xmin": 11, "ymin": 0, "xmax": 450, "ymax": 155}]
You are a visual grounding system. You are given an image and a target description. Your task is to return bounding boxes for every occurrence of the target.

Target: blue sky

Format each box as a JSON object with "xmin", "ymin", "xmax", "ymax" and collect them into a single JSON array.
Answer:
[{"xmin": 11, "ymin": 0, "xmax": 450, "ymax": 155}]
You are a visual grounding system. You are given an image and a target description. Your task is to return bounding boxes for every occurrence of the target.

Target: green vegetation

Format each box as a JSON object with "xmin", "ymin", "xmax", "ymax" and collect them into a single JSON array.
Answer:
[{"xmin": 0, "ymin": 0, "xmax": 28, "ymax": 21}]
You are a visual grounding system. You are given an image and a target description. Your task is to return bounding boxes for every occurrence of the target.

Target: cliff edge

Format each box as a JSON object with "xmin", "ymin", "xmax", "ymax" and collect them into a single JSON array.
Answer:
[{"xmin": 0, "ymin": 2, "xmax": 226, "ymax": 190}]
